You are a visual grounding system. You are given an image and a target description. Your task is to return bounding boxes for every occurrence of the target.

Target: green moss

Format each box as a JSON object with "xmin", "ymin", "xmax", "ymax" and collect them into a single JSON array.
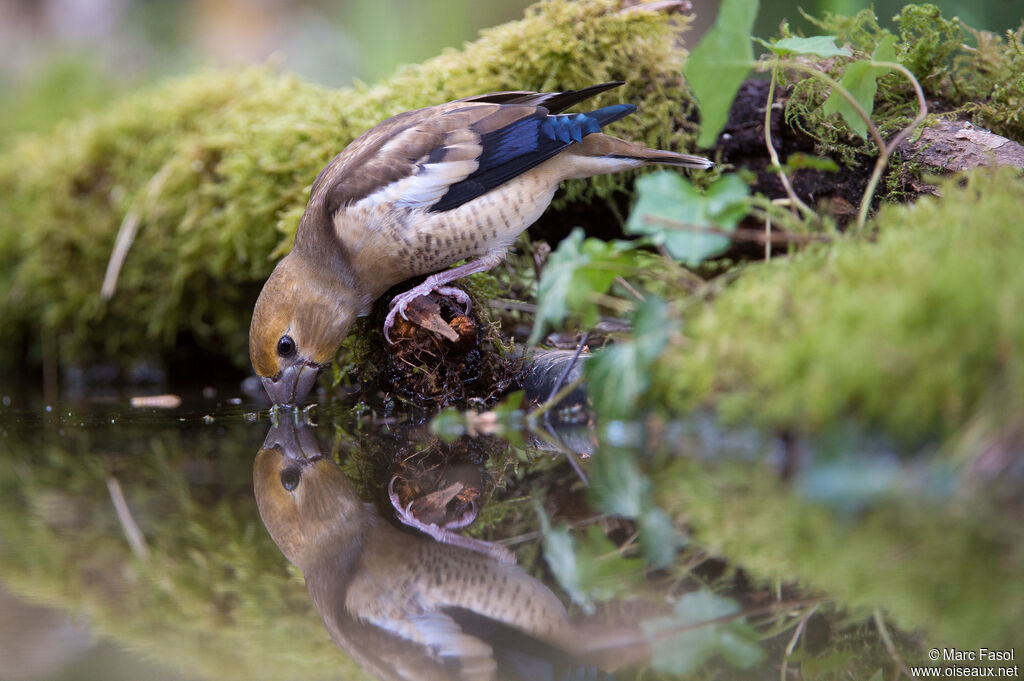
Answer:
[
  {"xmin": 657, "ymin": 456, "xmax": 1023, "ymax": 649},
  {"xmin": 785, "ymin": 5, "xmax": 1024, "ymax": 166},
  {"xmin": 654, "ymin": 168, "xmax": 1024, "ymax": 442},
  {"xmin": 0, "ymin": 0, "xmax": 698, "ymax": 376},
  {"xmin": 0, "ymin": 421, "xmax": 367, "ymax": 681}
]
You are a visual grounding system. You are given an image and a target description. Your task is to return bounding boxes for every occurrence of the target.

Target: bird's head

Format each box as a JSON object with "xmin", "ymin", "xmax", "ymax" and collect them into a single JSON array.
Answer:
[
  {"xmin": 249, "ymin": 252, "xmax": 358, "ymax": 406},
  {"xmin": 253, "ymin": 421, "xmax": 368, "ymax": 571}
]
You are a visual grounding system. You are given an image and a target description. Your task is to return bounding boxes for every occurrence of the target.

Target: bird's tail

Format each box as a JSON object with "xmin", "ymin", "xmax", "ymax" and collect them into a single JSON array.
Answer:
[
  {"xmin": 556, "ymin": 131, "xmax": 713, "ymax": 179},
  {"xmin": 583, "ymin": 131, "xmax": 714, "ymax": 170}
]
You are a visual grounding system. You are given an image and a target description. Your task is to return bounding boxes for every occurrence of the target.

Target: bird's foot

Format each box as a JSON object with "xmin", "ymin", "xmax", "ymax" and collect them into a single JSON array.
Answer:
[
  {"xmin": 383, "ymin": 284, "xmax": 472, "ymax": 343},
  {"xmin": 389, "ymin": 477, "xmax": 515, "ymax": 564}
]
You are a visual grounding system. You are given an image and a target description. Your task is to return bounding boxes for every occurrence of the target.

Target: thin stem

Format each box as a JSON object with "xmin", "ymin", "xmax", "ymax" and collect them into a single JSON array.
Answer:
[
  {"xmin": 761, "ymin": 57, "xmax": 929, "ymax": 232},
  {"xmin": 643, "ymin": 214, "xmax": 831, "ymax": 244},
  {"xmin": 763, "ymin": 65, "xmax": 816, "ymax": 220},
  {"xmin": 873, "ymin": 609, "xmax": 918, "ymax": 680},
  {"xmin": 527, "ymin": 373, "xmax": 587, "ymax": 423},
  {"xmin": 780, "ymin": 604, "xmax": 819, "ymax": 681},
  {"xmin": 644, "ymin": 597, "xmax": 831, "ymax": 646},
  {"xmin": 760, "ymin": 59, "xmax": 888, "ymax": 163},
  {"xmin": 546, "ymin": 332, "xmax": 589, "ymax": 406},
  {"xmin": 855, "ymin": 60, "xmax": 930, "ymax": 230}
]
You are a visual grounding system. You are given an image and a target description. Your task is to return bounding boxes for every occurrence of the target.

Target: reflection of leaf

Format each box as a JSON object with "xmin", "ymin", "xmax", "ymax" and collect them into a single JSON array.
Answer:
[
  {"xmin": 529, "ymin": 228, "xmax": 635, "ymax": 343},
  {"xmin": 755, "ymin": 35, "xmax": 850, "ymax": 57},
  {"xmin": 589, "ymin": 446, "xmax": 651, "ymax": 517},
  {"xmin": 626, "ymin": 172, "xmax": 749, "ymax": 266},
  {"xmin": 785, "ymin": 153, "xmax": 840, "ymax": 172},
  {"xmin": 642, "ymin": 590, "xmax": 765, "ymax": 675},
  {"xmin": 822, "ymin": 35, "xmax": 897, "ymax": 138},
  {"xmin": 588, "ymin": 449, "xmax": 684, "ymax": 569},
  {"xmin": 684, "ymin": 0, "xmax": 759, "ymax": 147},
  {"xmin": 639, "ymin": 507, "xmax": 682, "ymax": 569},
  {"xmin": 537, "ymin": 502, "xmax": 646, "ymax": 613},
  {"xmin": 586, "ymin": 297, "xmax": 674, "ymax": 419}
]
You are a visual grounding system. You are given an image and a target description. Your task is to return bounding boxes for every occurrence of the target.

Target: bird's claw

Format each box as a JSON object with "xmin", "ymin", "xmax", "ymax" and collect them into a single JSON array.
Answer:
[
  {"xmin": 382, "ymin": 286, "xmax": 473, "ymax": 343},
  {"xmin": 387, "ymin": 476, "xmax": 514, "ymax": 563}
]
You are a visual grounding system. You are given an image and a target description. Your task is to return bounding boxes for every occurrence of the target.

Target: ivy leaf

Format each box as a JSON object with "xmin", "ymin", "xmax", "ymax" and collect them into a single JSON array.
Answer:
[
  {"xmin": 529, "ymin": 228, "xmax": 635, "ymax": 344},
  {"xmin": 588, "ymin": 445, "xmax": 652, "ymax": 517},
  {"xmin": 755, "ymin": 35, "xmax": 851, "ymax": 57},
  {"xmin": 639, "ymin": 507, "xmax": 683, "ymax": 569},
  {"xmin": 626, "ymin": 172, "xmax": 749, "ymax": 266},
  {"xmin": 784, "ymin": 152, "xmax": 840, "ymax": 172},
  {"xmin": 642, "ymin": 590, "xmax": 765, "ymax": 675},
  {"xmin": 586, "ymin": 296, "xmax": 674, "ymax": 419},
  {"xmin": 684, "ymin": 0, "xmax": 758, "ymax": 148},
  {"xmin": 537, "ymin": 502, "xmax": 646, "ymax": 613},
  {"xmin": 822, "ymin": 34, "xmax": 898, "ymax": 138}
]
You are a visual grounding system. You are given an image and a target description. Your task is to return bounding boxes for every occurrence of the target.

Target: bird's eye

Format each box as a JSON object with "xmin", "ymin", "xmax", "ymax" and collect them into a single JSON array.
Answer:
[
  {"xmin": 277, "ymin": 335, "xmax": 296, "ymax": 358},
  {"xmin": 280, "ymin": 468, "xmax": 301, "ymax": 491}
]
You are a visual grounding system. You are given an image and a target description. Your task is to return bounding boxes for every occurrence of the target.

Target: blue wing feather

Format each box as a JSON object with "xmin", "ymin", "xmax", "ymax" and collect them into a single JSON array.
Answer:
[{"xmin": 430, "ymin": 103, "xmax": 637, "ymax": 213}]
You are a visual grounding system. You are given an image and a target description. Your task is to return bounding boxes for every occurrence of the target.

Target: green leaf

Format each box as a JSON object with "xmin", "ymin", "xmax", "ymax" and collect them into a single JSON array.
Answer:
[
  {"xmin": 784, "ymin": 152, "xmax": 840, "ymax": 172},
  {"xmin": 754, "ymin": 35, "xmax": 851, "ymax": 57},
  {"xmin": 642, "ymin": 590, "xmax": 765, "ymax": 675},
  {"xmin": 627, "ymin": 172, "xmax": 749, "ymax": 266},
  {"xmin": 684, "ymin": 0, "xmax": 758, "ymax": 148},
  {"xmin": 589, "ymin": 445, "xmax": 652, "ymax": 517},
  {"xmin": 822, "ymin": 34, "xmax": 897, "ymax": 138},
  {"xmin": 537, "ymin": 501, "xmax": 646, "ymax": 612},
  {"xmin": 585, "ymin": 297, "xmax": 675, "ymax": 419},
  {"xmin": 529, "ymin": 228, "xmax": 635, "ymax": 343},
  {"xmin": 429, "ymin": 407, "xmax": 465, "ymax": 441},
  {"xmin": 639, "ymin": 507, "xmax": 682, "ymax": 569},
  {"xmin": 872, "ymin": 33, "xmax": 898, "ymax": 64}
]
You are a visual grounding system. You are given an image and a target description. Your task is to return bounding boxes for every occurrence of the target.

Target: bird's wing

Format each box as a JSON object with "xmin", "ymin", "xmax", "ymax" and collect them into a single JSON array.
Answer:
[
  {"xmin": 311, "ymin": 83, "xmax": 631, "ymax": 218},
  {"xmin": 311, "ymin": 575, "xmax": 496, "ymax": 681}
]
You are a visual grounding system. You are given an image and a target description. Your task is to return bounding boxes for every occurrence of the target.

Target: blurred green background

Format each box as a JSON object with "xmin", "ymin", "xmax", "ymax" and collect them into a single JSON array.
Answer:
[{"xmin": 1, "ymin": 0, "xmax": 1019, "ymax": 145}]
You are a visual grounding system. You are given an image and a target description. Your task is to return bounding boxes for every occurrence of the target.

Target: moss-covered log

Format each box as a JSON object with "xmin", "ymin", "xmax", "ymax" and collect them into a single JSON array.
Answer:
[
  {"xmin": 652, "ymin": 169, "xmax": 1024, "ymax": 445},
  {"xmin": 0, "ymin": 0, "xmax": 701, "ymax": 378}
]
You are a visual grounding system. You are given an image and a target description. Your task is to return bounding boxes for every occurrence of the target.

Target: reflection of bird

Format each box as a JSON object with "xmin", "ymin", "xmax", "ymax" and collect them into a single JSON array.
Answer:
[
  {"xmin": 249, "ymin": 82, "xmax": 713, "ymax": 405},
  {"xmin": 253, "ymin": 421, "xmax": 652, "ymax": 681}
]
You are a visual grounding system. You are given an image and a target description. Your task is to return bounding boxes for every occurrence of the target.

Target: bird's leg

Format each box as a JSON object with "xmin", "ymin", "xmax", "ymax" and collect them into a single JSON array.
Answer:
[
  {"xmin": 389, "ymin": 477, "xmax": 516, "ymax": 564},
  {"xmin": 384, "ymin": 249, "xmax": 505, "ymax": 342}
]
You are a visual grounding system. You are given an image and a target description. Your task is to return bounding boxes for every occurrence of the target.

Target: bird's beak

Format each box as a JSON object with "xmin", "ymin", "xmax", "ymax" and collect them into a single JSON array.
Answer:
[{"xmin": 262, "ymin": 362, "xmax": 320, "ymax": 406}]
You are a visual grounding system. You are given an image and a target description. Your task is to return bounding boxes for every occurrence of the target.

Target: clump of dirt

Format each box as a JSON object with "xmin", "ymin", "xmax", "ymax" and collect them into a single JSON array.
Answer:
[
  {"xmin": 718, "ymin": 79, "xmax": 871, "ymax": 227},
  {"xmin": 368, "ymin": 290, "xmax": 523, "ymax": 409}
]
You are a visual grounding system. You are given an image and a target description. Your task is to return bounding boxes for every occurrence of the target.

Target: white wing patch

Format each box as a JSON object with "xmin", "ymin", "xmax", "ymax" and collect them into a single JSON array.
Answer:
[
  {"xmin": 360, "ymin": 132, "xmax": 482, "ymax": 211},
  {"xmin": 395, "ymin": 155, "xmax": 480, "ymax": 209}
]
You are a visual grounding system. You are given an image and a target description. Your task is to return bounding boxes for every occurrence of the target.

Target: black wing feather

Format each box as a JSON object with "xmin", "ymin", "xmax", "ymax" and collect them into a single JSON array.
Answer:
[{"xmin": 430, "ymin": 102, "xmax": 635, "ymax": 214}]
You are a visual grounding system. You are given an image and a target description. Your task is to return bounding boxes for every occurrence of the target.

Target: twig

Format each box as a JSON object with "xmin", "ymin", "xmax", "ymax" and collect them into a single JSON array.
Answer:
[
  {"xmin": 642, "ymin": 214, "xmax": 831, "ymax": 244},
  {"xmin": 856, "ymin": 60, "xmax": 930, "ymax": 230},
  {"xmin": 644, "ymin": 597, "xmax": 830, "ymax": 645},
  {"xmin": 487, "ymin": 298, "xmax": 538, "ymax": 313},
  {"xmin": 763, "ymin": 65, "xmax": 817, "ymax": 220},
  {"xmin": 873, "ymin": 609, "xmax": 918, "ymax": 680},
  {"xmin": 106, "ymin": 476, "xmax": 149, "ymax": 560},
  {"xmin": 527, "ymin": 418, "xmax": 590, "ymax": 485},
  {"xmin": 546, "ymin": 332, "xmax": 590, "ymax": 406},
  {"xmin": 102, "ymin": 162, "xmax": 174, "ymax": 300},
  {"xmin": 760, "ymin": 58, "xmax": 928, "ymax": 231},
  {"xmin": 615, "ymin": 276, "xmax": 647, "ymax": 303},
  {"xmin": 498, "ymin": 513, "xmax": 607, "ymax": 546},
  {"xmin": 780, "ymin": 604, "xmax": 819, "ymax": 681}
]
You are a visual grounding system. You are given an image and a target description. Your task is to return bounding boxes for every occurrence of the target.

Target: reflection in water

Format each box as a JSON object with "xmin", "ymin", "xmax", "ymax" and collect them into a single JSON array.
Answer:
[{"xmin": 254, "ymin": 419, "xmax": 650, "ymax": 681}]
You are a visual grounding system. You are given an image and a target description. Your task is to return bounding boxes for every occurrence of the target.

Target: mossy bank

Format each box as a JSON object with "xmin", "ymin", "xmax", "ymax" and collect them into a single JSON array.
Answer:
[{"xmin": 0, "ymin": 0, "xmax": 699, "ymax": 379}]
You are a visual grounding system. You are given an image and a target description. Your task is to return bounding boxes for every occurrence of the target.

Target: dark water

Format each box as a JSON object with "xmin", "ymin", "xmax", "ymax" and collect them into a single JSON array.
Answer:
[{"xmin": 1, "ymin": 384, "xmax": 1020, "ymax": 681}]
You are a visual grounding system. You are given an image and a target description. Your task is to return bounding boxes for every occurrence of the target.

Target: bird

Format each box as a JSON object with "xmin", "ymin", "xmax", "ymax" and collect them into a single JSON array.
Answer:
[
  {"xmin": 254, "ymin": 420, "xmax": 655, "ymax": 681},
  {"xmin": 249, "ymin": 81, "xmax": 713, "ymax": 405}
]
